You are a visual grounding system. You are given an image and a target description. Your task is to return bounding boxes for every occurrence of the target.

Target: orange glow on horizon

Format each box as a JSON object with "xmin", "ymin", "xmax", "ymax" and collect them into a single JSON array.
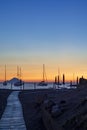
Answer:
[{"xmin": 0, "ymin": 64, "xmax": 87, "ymax": 82}]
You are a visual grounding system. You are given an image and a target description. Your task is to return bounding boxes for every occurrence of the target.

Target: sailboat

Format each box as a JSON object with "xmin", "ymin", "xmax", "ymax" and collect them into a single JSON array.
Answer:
[
  {"xmin": 3, "ymin": 65, "xmax": 7, "ymax": 86},
  {"xmin": 38, "ymin": 64, "xmax": 48, "ymax": 86},
  {"xmin": 14, "ymin": 66, "xmax": 23, "ymax": 86},
  {"xmin": 54, "ymin": 68, "xmax": 61, "ymax": 85}
]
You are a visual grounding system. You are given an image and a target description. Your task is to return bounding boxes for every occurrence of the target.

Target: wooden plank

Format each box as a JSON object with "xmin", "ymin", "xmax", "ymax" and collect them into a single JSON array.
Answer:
[{"xmin": 0, "ymin": 91, "xmax": 26, "ymax": 130}]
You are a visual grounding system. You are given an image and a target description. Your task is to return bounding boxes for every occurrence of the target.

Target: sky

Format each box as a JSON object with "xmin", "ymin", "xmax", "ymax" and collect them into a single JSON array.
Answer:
[{"xmin": 0, "ymin": 0, "xmax": 87, "ymax": 82}]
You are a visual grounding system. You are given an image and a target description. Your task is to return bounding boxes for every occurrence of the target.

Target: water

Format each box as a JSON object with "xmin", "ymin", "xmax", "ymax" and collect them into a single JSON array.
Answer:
[{"xmin": 0, "ymin": 82, "xmax": 77, "ymax": 90}]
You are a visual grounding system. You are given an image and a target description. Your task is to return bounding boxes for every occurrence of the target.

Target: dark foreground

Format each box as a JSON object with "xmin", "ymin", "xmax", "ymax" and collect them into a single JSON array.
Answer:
[
  {"xmin": 19, "ymin": 87, "xmax": 87, "ymax": 130},
  {"xmin": 1, "ymin": 87, "xmax": 87, "ymax": 130},
  {"xmin": 0, "ymin": 89, "xmax": 12, "ymax": 119},
  {"xmin": 19, "ymin": 90, "xmax": 48, "ymax": 130}
]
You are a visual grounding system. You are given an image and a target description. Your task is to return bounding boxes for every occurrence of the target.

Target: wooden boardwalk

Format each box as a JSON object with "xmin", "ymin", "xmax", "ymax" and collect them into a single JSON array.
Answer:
[{"xmin": 0, "ymin": 91, "xmax": 26, "ymax": 130}]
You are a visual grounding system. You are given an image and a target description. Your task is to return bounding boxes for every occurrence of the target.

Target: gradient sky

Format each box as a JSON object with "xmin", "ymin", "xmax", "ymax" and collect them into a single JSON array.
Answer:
[{"xmin": 0, "ymin": 0, "xmax": 87, "ymax": 81}]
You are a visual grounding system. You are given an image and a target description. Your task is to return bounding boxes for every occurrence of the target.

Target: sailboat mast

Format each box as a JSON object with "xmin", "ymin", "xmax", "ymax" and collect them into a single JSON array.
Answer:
[
  {"xmin": 58, "ymin": 68, "xmax": 60, "ymax": 84},
  {"xmin": 38, "ymin": 64, "xmax": 47, "ymax": 86},
  {"xmin": 17, "ymin": 66, "xmax": 19, "ymax": 78},
  {"xmin": 43, "ymin": 64, "xmax": 45, "ymax": 81},
  {"xmin": 3, "ymin": 64, "xmax": 7, "ymax": 86},
  {"xmin": 20, "ymin": 67, "xmax": 21, "ymax": 80},
  {"xmin": 5, "ymin": 65, "xmax": 6, "ymax": 81}
]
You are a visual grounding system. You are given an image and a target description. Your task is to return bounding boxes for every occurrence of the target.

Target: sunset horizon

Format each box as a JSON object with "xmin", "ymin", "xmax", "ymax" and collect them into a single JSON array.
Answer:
[
  {"xmin": 0, "ymin": 1, "xmax": 87, "ymax": 129},
  {"xmin": 0, "ymin": 0, "xmax": 87, "ymax": 82},
  {"xmin": 0, "ymin": 64, "xmax": 86, "ymax": 82}
]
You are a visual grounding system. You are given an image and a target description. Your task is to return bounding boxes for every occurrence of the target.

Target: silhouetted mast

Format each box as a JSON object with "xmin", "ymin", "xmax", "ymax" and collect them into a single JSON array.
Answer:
[
  {"xmin": 77, "ymin": 76, "xmax": 79, "ymax": 85},
  {"xmin": 43, "ymin": 64, "xmax": 47, "ymax": 82},
  {"xmin": 58, "ymin": 75, "xmax": 60, "ymax": 85},
  {"xmin": 3, "ymin": 64, "xmax": 7, "ymax": 86},
  {"xmin": 43, "ymin": 64, "xmax": 44, "ymax": 81},
  {"xmin": 58, "ymin": 68, "xmax": 60, "ymax": 85},
  {"xmin": 70, "ymin": 80, "xmax": 72, "ymax": 86},
  {"xmin": 5, "ymin": 65, "xmax": 6, "ymax": 82},
  {"xmin": 63, "ymin": 74, "xmax": 65, "ymax": 84},
  {"xmin": 20, "ymin": 67, "xmax": 21, "ymax": 80},
  {"xmin": 73, "ymin": 73, "xmax": 75, "ymax": 83},
  {"xmin": 17, "ymin": 66, "xmax": 19, "ymax": 78},
  {"xmin": 55, "ymin": 76, "xmax": 57, "ymax": 84}
]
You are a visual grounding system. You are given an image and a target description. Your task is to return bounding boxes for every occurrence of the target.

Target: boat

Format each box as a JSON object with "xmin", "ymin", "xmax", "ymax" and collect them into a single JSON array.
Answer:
[
  {"xmin": 54, "ymin": 75, "xmax": 61, "ymax": 85},
  {"xmin": 3, "ymin": 65, "xmax": 7, "ymax": 86},
  {"xmin": 38, "ymin": 80, "xmax": 48, "ymax": 86},
  {"xmin": 3, "ymin": 81, "xmax": 7, "ymax": 86},
  {"xmin": 38, "ymin": 64, "xmax": 48, "ymax": 86},
  {"xmin": 54, "ymin": 68, "xmax": 61, "ymax": 85},
  {"xmin": 14, "ymin": 79, "xmax": 23, "ymax": 86},
  {"xmin": 70, "ymin": 80, "xmax": 77, "ymax": 87},
  {"xmin": 14, "ymin": 66, "xmax": 23, "ymax": 86}
]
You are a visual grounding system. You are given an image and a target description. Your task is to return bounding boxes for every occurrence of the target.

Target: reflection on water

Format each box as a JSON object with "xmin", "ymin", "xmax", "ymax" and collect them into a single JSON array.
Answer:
[{"xmin": 0, "ymin": 82, "xmax": 77, "ymax": 90}]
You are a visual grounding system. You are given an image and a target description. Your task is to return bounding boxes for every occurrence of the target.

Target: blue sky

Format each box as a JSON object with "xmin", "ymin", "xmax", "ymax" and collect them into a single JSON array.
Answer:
[{"xmin": 0, "ymin": 0, "xmax": 87, "ymax": 80}]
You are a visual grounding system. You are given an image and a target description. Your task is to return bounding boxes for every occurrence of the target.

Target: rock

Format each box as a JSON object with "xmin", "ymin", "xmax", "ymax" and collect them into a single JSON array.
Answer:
[{"xmin": 51, "ymin": 104, "xmax": 62, "ymax": 118}]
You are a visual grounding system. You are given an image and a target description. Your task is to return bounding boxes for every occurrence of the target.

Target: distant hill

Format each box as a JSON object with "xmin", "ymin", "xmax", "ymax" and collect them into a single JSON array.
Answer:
[{"xmin": 8, "ymin": 77, "xmax": 20, "ymax": 84}]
